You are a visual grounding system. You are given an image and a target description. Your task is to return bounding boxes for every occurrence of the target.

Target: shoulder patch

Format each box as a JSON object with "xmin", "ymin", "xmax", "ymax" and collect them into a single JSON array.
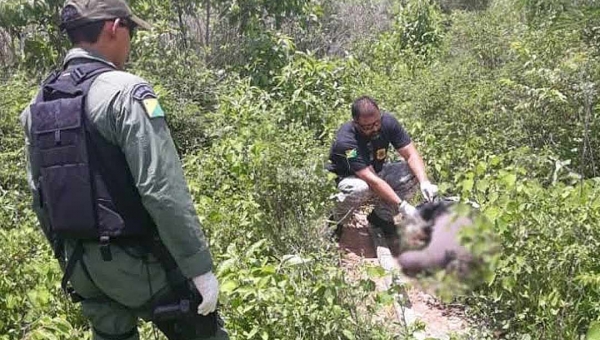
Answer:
[
  {"xmin": 132, "ymin": 83, "xmax": 156, "ymax": 100},
  {"xmin": 132, "ymin": 83, "xmax": 165, "ymax": 119},
  {"xmin": 345, "ymin": 149, "xmax": 358, "ymax": 159}
]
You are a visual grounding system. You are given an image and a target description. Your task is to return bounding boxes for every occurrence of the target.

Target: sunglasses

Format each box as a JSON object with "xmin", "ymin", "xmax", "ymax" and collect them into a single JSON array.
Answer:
[
  {"xmin": 114, "ymin": 17, "xmax": 136, "ymax": 38},
  {"xmin": 354, "ymin": 114, "xmax": 382, "ymax": 131}
]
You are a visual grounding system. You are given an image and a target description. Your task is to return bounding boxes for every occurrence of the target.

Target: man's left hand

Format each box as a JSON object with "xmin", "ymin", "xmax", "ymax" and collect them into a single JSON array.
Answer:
[{"xmin": 420, "ymin": 181, "xmax": 438, "ymax": 202}]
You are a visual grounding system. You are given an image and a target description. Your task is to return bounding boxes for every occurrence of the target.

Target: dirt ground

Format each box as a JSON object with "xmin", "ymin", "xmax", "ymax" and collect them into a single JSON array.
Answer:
[{"xmin": 337, "ymin": 211, "xmax": 471, "ymax": 340}]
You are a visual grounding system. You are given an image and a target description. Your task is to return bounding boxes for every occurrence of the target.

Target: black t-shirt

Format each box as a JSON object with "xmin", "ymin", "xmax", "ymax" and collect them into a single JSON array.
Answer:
[{"xmin": 327, "ymin": 112, "xmax": 412, "ymax": 178}]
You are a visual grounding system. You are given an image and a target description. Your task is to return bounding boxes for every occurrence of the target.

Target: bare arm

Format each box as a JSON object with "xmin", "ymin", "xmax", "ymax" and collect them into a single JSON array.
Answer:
[
  {"xmin": 355, "ymin": 167, "xmax": 403, "ymax": 206},
  {"xmin": 398, "ymin": 142, "xmax": 428, "ymax": 183}
]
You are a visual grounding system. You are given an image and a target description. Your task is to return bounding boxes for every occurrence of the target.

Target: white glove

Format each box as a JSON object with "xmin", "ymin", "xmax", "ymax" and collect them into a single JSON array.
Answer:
[
  {"xmin": 420, "ymin": 180, "xmax": 438, "ymax": 202},
  {"xmin": 398, "ymin": 201, "xmax": 423, "ymax": 225},
  {"xmin": 193, "ymin": 271, "xmax": 219, "ymax": 315}
]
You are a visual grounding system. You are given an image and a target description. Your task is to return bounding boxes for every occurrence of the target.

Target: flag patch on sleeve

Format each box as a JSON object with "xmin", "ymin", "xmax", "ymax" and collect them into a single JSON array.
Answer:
[
  {"xmin": 132, "ymin": 83, "xmax": 165, "ymax": 119},
  {"xmin": 142, "ymin": 98, "xmax": 165, "ymax": 118}
]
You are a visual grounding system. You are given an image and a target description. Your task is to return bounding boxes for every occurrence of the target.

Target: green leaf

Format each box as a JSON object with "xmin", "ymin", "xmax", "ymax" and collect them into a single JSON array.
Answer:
[
  {"xmin": 366, "ymin": 265, "xmax": 386, "ymax": 278},
  {"xmin": 462, "ymin": 178, "xmax": 474, "ymax": 192},
  {"xmin": 220, "ymin": 280, "xmax": 239, "ymax": 294},
  {"xmin": 342, "ymin": 329, "xmax": 356, "ymax": 340},
  {"xmin": 587, "ymin": 321, "xmax": 600, "ymax": 340},
  {"xmin": 501, "ymin": 173, "xmax": 517, "ymax": 189}
]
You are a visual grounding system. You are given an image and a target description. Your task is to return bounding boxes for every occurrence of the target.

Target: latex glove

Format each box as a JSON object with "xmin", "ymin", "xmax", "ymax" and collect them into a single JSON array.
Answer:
[
  {"xmin": 193, "ymin": 271, "xmax": 219, "ymax": 315},
  {"xmin": 420, "ymin": 180, "xmax": 439, "ymax": 202},
  {"xmin": 398, "ymin": 201, "xmax": 423, "ymax": 225}
]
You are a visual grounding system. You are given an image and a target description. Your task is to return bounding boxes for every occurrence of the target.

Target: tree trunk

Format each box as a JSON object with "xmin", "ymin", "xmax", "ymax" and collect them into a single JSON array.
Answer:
[
  {"xmin": 205, "ymin": 0, "xmax": 210, "ymax": 46},
  {"xmin": 175, "ymin": 0, "xmax": 188, "ymax": 49},
  {"xmin": 0, "ymin": 29, "xmax": 10, "ymax": 68}
]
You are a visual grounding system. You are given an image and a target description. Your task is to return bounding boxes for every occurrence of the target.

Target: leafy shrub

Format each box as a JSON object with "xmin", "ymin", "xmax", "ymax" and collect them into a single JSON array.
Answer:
[
  {"xmin": 2, "ymin": 0, "xmax": 600, "ymax": 339},
  {"xmin": 217, "ymin": 239, "xmax": 390, "ymax": 340},
  {"xmin": 358, "ymin": 0, "xmax": 445, "ymax": 75},
  {"xmin": 468, "ymin": 175, "xmax": 600, "ymax": 339}
]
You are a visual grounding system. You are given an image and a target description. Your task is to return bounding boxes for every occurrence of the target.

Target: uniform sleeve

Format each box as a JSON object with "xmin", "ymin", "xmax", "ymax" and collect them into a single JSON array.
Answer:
[
  {"xmin": 331, "ymin": 138, "xmax": 369, "ymax": 174},
  {"xmin": 386, "ymin": 114, "xmax": 412, "ymax": 149},
  {"xmin": 113, "ymin": 83, "xmax": 213, "ymax": 279}
]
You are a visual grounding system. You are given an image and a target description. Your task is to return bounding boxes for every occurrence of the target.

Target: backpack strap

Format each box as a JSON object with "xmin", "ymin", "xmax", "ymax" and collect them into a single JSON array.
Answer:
[
  {"xmin": 39, "ymin": 62, "xmax": 115, "ymax": 101},
  {"xmin": 70, "ymin": 62, "xmax": 115, "ymax": 86}
]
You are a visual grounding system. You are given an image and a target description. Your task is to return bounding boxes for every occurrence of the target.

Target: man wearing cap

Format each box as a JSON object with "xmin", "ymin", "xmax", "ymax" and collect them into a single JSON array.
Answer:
[
  {"xmin": 20, "ymin": 1, "xmax": 228, "ymax": 339},
  {"xmin": 327, "ymin": 96, "xmax": 439, "ymax": 241}
]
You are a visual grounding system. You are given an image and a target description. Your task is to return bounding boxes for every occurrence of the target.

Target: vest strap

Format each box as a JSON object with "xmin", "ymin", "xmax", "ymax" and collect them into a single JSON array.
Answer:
[
  {"xmin": 61, "ymin": 241, "xmax": 84, "ymax": 300},
  {"xmin": 141, "ymin": 237, "xmax": 188, "ymax": 295}
]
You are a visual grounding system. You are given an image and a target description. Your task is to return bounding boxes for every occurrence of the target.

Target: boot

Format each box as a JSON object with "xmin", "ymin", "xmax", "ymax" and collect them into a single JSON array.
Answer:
[
  {"xmin": 367, "ymin": 211, "xmax": 401, "ymax": 256},
  {"xmin": 367, "ymin": 211, "xmax": 396, "ymax": 237}
]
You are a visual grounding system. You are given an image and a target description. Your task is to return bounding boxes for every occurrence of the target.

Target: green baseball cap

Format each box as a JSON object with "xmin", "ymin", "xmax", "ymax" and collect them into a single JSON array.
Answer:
[{"xmin": 60, "ymin": 0, "xmax": 152, "ymax": 30}]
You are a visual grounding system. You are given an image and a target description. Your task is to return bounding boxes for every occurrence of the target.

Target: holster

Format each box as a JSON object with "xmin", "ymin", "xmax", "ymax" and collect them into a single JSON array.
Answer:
[
  {"xmin": 150, "ymin": 280, "xmax": 220, "ymax": 338},
  {"xmin": 143, "ymin": 237, "xmax": 220, "ymax": 338}
]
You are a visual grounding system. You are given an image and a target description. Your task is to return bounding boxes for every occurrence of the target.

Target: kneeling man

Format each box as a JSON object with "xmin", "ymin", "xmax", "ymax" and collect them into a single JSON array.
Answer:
[{"xmin": 327, "ymin": 96, "xmax": 438, "ymax": 236}]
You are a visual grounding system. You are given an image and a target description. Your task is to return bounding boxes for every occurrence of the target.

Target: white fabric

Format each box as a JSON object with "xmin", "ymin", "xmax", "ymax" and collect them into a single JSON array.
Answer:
[
  {"xmin": 193, "ymin": 271, "xmax": 219, "ymax": 315},
  {"xmin": 331, "ymin": 161, "xmax": 418, "ymax": 224},
  {"xmin": 419, "ymin": 180, "xmax": 439, "ymax": 202},
  {"xmin": 398, "ymin": 200, "xmax": 423, "ymax": 225}
]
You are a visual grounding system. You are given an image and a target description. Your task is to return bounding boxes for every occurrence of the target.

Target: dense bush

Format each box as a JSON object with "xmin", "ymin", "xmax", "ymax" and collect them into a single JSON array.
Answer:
[
  {"xmin": 473, "ymin": 175, "xmax": 600, "ymax": 339},
  {"xmin": 2, "ymin": 0, "xmax": 600, "ymax": 339}
]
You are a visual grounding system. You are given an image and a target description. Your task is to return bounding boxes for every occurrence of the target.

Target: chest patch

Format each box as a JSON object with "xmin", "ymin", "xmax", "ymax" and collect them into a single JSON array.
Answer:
[{"xmin": 376, "ymin": 148, "xmax": 387, "ymax": 160}]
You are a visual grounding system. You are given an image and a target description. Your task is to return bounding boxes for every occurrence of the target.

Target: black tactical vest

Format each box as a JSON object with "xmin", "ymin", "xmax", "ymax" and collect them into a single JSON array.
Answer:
[{"xmin": 30, "ymin": 62, "xmax": 156, "ymax": 245}]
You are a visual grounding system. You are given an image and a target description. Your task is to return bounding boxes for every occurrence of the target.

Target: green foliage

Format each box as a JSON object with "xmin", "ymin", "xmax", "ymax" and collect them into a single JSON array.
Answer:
[
  {"xmin": 217, "ymin": 240, "xmax": 383, "ymax": 339},
  {"xmin": 588, "ymin": 321, "xmax": 600, "ymax": 340},
  {"xmin": 0, "ymin": 224, "xmax": 90, "ymax": 340},
  {"xmin": 358, "ymin": 2, "xmax": 600, "ymax": 337},
  {"xmin": 519, "ymin": 0, "xmax": 570, "ymax": 25},
  {"xmin": 468, "ymin": 177, "xmax": 600, "ymax": 339},
  {"xmin": 183, "ymin": 74, "xmax": 337, "ymax": 253},
  {"xmin": 216, "ymin": 0, "xmax": 313, "ymax": 33},
  {"xmin": 0, "ymin": 0, "xmax": 65, "ymax": 71},
  {"xmin": 2, "ymin": 0, "xmax": 600, "ymax": 339},
  {"xmin": 359, "ymin": 0, "xmax": 445, "ymax": 75},
  {"xmin": 393, "ymin": 0, "xmax": 445, "ymax": 57},
  {"xmin": 518, "ymin": 0, "xmax": 599, "ymax": 28},
  {"xmin": 436, "ymin": 0, "xmax": 491, "ymax": 12},
  {"xmin": 238, "ymin": 32, "xmax": 297, "ymax": 87},
  {"xmin": 272, "ymin": 52, "xmax": 358, "ymax": 133}
]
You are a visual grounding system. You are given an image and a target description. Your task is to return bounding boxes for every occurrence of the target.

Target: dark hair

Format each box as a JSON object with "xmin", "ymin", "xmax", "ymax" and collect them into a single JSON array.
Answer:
[
  {"xmin": 351, "ymin": 96, "xmax": 380, "ymax": 120},
  {"xmin": 417, "ymin": 201, "xmax": 452, "ymax": 222},
  {"xmin": 66, "ymin": 21, "xmax": 106, "ymax": 44}
]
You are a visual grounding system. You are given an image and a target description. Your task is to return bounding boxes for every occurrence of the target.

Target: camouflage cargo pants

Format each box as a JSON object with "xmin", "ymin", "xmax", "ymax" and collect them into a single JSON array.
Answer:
[{"xmin": 331, "ymin": 161, "xmax": 418, "ymax": 224}]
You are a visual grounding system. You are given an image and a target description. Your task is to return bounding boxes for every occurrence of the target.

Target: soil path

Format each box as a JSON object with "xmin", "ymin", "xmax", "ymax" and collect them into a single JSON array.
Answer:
[{"xmin": 338, "ymin": 210, "xmax": 471, "ymax": 339}]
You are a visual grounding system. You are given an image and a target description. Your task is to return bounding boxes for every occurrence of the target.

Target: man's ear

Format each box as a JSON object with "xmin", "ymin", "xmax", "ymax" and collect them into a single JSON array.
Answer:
[{"xmin": 106, "ymin": 20, "xmax": 118, "ymax": 40}]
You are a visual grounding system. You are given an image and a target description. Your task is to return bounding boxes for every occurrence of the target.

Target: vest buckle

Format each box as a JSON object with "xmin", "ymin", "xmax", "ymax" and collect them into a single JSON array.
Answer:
[{"xmin": 99, "ymin": 235, "xmax": 112, "ymax": 262}]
